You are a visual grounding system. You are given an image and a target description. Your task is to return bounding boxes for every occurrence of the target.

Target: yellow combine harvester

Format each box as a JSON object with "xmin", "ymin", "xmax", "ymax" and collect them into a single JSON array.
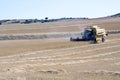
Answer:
[
  {"xmin": 70, "ymin": 26, "xmax": 108, "ymax": 43},
  {"xmin": 82, "ymin": 26, "xmax": 108, "ymax": 43}
]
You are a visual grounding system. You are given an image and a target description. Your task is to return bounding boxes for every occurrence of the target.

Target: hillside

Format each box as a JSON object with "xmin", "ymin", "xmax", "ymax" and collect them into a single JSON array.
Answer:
[
  {"xmin": 110, "ymin": 13, "xmax": 120, "ymax": 17},
  {"xmin": 0, "ymin": 13, "xmax": 120, "ymax": 25}
]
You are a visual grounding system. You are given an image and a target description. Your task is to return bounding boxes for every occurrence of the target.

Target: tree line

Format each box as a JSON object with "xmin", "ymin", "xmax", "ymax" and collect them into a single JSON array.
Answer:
[{"xmin": 0, "ymin": 17, "xmax": 88, "ymax": 25}]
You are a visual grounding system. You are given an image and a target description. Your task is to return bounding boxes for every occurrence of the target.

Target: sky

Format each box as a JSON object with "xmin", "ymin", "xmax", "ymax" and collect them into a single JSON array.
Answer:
[{"xmin": 0, "ymin": 0, "xmax": 120, "ymax": 19}]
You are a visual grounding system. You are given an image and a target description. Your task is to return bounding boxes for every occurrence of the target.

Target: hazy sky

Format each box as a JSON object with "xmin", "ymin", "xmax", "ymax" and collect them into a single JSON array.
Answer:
[{"xmin": 0, "ymin": 0, "xmax": 120, "ymax": 19}]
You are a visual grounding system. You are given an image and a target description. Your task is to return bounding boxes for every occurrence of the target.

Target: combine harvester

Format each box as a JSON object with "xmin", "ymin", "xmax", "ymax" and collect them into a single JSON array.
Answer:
[{"xmin": 70, "ymin": 26, "xmax": 108, "ymax": 43}]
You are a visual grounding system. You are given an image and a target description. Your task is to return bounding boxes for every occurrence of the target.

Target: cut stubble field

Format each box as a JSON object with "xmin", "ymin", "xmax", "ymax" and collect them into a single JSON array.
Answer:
[{"xmin": 0, "ymin": 17, "xmax": 120, "ymax": 80}]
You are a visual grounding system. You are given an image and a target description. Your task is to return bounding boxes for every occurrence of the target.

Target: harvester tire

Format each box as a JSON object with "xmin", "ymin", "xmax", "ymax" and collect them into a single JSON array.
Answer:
[{"xmin": 102, "ymin": 37, "xmax": 105, "ymax": 42}]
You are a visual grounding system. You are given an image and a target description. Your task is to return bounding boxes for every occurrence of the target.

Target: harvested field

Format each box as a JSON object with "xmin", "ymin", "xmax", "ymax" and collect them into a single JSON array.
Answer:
[{"xmin": 0, "ymin": 18, "xmax": 120, "ymax": 80}]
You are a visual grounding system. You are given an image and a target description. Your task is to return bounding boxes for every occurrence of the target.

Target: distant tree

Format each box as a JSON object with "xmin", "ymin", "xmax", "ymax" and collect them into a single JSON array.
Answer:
[
  {"xmin": 25, "ymin": 20, "xmax": 29, "ymax": 24},
  {"xmin": 45, "ymin": 17, "xmax": 48, "ymax": 20},
  {"xmin": 23, "ymin": 20, "xmax": 33, "ymax": 24},
  {"xmin": 41, "ymin": 19, "xmax": 45, "ymax": 23},
  {"xmin": 0, "ymin": 22, "xmax": 1, "ymax": 25},
  {"xmin": 34, "ymin": 19, "xmax": 38, "ymax": 23},
  {"xmin": 45, "ymin": 17, "xmax": 48, "ymax": 22}
]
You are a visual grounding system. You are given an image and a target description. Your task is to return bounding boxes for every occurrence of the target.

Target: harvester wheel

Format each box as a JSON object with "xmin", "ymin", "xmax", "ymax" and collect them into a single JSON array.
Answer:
[{"xmin": 101, "ymin": 36, "xmax": 105, "ymax": 42}]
